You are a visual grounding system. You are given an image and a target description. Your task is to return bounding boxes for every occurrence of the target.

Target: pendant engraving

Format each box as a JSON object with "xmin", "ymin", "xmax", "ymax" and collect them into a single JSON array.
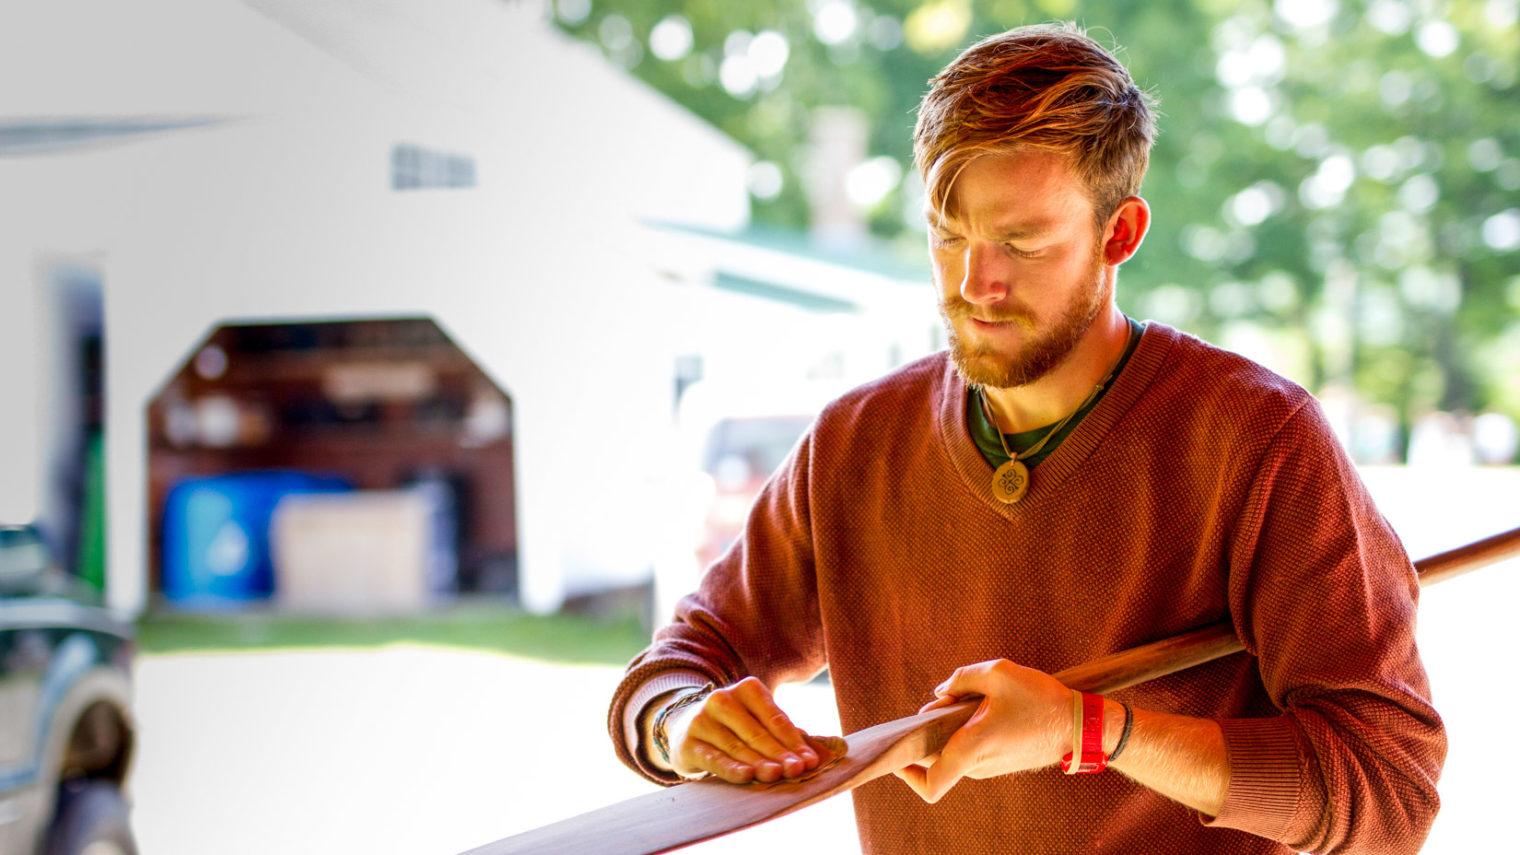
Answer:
[{"xmin": 991, "ymin": 458, "xmax": 1030, "ymax": 504}]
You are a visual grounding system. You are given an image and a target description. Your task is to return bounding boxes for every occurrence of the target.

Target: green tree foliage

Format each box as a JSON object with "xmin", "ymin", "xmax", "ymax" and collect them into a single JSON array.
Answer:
[{"xmin": 554, "ymin": 0, "xmax": 1520, "ymax": 447}]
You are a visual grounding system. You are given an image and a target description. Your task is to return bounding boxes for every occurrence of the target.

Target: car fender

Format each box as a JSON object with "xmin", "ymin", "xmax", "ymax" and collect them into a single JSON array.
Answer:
[{"xmin": 27, "ymin": 638, "xmax": 133, "ymax": 855}]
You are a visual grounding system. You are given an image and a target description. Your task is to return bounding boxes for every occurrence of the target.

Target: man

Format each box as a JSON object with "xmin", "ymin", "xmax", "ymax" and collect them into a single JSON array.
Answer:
[{"xmin": 608, "ymin": 23, "xmax": 1445, "ymax": 855}]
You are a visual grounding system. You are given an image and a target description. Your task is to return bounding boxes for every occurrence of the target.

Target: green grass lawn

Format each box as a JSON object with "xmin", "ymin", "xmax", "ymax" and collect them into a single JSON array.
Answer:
[{"xmin": 137, "ymin": 603, "xmax": 653, "ymax": 667}]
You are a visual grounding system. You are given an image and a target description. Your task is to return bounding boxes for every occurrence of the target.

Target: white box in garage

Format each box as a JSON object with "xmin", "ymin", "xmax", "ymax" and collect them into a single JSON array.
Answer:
[{"xmin": 270, "ymin": 488, "xmax": 454, "ymax": 613}]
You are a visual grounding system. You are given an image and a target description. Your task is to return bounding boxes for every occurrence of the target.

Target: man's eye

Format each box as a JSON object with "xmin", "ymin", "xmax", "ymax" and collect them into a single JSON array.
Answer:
[
  {"xmin": 931, "ymin": 234, "xmax": 964, "ymax": 248},
  {"xmin": 1006, "ymin": 244, "xmax": 1042, "ymax": 259}
]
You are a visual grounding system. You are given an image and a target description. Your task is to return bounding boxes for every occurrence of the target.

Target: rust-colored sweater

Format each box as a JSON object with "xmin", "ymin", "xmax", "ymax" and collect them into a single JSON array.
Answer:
[{"xmin": 609, "ymin": 323, "xmax": 1445, "ymax": 855}]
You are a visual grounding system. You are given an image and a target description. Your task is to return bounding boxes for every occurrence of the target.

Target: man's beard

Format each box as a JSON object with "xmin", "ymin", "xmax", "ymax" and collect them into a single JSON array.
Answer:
[{"xmin": 939, "ymin": 256, "xmax": 1111, "ymax": 389}]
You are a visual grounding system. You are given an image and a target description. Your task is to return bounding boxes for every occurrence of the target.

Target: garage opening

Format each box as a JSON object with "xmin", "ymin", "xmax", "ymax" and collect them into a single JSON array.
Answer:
[{"xmin": 145, "ymin": 317, "xmax": 516, "ymax": 611}]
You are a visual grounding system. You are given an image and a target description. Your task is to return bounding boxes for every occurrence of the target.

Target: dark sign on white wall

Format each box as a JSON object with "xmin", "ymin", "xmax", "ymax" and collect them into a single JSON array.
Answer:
[{"xmin": 390, "ymin": 143, "xmax": 476, "ymax": 190}]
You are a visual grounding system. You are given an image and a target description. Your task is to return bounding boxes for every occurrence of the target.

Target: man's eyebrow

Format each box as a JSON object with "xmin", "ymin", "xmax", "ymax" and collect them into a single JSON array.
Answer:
[
  {"xmin": 925, "ymin": 211, "xmax": 958, "ymax": 231},
  {"xmin": 991, "ymin": 223, "xmax": 1056, "ymax": 241},
  {"xmin": 925, "ymin": 215, "xmax": 1056, "ymax": 240}
]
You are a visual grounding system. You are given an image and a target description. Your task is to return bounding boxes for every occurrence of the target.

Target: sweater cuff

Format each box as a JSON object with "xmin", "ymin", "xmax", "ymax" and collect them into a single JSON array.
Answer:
[
  {"xmin": 1203, "ymin": 717, "xmax": 1302, "ymax": 841},
  {"xmin": 621, "ymin": 669, "xmax": 714, "ymax": 785}
]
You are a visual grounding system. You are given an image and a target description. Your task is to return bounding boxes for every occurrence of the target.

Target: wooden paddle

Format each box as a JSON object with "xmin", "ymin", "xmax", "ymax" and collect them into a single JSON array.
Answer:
[{"xmin": 463, "ymin": 525, "xmax": 1520, "ymax": 855}]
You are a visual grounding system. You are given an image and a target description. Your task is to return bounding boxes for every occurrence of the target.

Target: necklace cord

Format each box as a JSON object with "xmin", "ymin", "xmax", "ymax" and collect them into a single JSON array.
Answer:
[
  {"xmin": 978, "ymin": 326, "xmax": 1135, "ymax": 465},
  {"xmin": 979, "ymin": 381, "xmax": 1100, "ymax": 464}
]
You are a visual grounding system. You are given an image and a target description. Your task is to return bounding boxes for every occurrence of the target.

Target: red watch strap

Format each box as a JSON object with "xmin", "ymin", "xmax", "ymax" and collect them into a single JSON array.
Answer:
[{"xmin": 1060, "ymin": 692, "xmax": 1109, "ymax": 774}]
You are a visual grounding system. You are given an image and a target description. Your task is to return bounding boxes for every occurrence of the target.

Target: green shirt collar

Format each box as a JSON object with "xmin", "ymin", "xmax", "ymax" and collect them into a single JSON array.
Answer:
[{"xmin": 967, "ymin": 316, "xmax": 1145, "ymax": 471}]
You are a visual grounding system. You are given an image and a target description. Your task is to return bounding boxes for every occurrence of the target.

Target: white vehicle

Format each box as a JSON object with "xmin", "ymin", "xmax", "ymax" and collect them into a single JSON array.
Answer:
[{"xmin": 651, "ymin": 380, "xmax": 848, "ymax": 624}]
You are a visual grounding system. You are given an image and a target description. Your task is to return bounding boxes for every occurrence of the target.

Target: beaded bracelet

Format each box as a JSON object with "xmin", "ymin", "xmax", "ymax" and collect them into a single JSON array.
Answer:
[{"xmin": 651, "ymin": 682, "xmax": 716, "ymax": 766}]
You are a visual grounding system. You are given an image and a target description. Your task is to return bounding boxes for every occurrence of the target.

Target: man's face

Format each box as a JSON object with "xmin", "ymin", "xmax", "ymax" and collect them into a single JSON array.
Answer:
[{"xmin": 930, "ymin": 149, "xmax": 1112, "ymax": 389}]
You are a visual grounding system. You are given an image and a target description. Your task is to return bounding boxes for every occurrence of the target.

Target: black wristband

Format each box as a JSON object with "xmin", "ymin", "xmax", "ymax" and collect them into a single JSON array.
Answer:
[{"xmin": 1108, "ymin": 702, "xmax": 1134, "ymax": 762}]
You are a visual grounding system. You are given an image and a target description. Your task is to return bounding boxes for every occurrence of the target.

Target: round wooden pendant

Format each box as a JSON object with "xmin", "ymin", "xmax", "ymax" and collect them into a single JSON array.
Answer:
[{"xmin": 991, "ymin": 458, "xmax": 1030, "ymax": 504}]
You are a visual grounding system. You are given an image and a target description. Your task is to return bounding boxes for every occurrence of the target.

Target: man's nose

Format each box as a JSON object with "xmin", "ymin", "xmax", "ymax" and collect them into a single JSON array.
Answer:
[{"xmin": 959, "ymin": 242, "xmax": 1010, "ymax": 305}]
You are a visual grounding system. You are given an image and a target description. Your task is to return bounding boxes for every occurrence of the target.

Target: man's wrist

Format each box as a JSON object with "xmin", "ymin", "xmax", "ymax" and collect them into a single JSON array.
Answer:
[
  {"xmin": 1053, "ymin": 692, "xmax": 1133, "ymax": 773},
  {"xmin": 641, "ymin": 688, "xmax": 698, "ymax": 771},
  {"xmin": 652, "ymin": 683, "xmax": 715, "ymax": 772},
  {"xmin": 1060, "ymin": 691, "xmax": 1109, "ymax": 774},
  {"xmin": 1102, "ymin": 697, "xmax": 1130, "ymax": 760},
  {"xmin": 641, "ymin": 685, "xmax": 712, "ymax": 776},
  {"xmin": 1048, "ymin": 689, "xmax": 1077, "ymax": 766},
  {"xmin": 627, "ymin": 670, "xmax": 714, "ymax": 776}
]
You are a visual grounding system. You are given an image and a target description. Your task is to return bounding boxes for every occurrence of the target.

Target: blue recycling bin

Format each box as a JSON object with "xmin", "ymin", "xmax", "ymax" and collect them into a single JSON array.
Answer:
[{"xmin": 161, "ymin": 471, "xmax": 351, "ymax": 608}]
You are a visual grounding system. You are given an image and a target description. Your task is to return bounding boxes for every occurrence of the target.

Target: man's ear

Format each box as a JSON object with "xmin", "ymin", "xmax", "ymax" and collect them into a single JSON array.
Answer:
[{"xmin": 1102, "ymin": 196, "xmax": 1150, "ymax": 266}]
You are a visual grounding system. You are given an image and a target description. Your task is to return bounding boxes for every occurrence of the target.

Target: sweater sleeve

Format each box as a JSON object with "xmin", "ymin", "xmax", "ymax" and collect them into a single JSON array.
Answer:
[
  {"xmin": 1204, "ymin": 399, "xmax": 1447, "ymax": 854},
  {"xmin": 607, "ymin": 429, "xmax": 828, "ymax": 784}
]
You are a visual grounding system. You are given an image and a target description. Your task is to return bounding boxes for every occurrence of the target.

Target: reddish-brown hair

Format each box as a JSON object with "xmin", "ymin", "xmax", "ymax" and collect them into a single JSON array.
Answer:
[{"xmin": 914, "ymin": 23, "xmax": 1156, "ymax": 229}]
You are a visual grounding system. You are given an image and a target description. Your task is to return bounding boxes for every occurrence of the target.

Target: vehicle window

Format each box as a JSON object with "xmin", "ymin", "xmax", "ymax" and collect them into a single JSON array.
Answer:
[{"xmin": 702, "ymin": 416, "xmax": 814, "ymax": 486}]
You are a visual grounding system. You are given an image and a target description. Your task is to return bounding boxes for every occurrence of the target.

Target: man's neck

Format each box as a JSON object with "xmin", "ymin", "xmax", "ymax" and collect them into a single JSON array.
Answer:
[{"xmin": 981, "ymin": 305, "xmax": 1130, "ymax": 433}]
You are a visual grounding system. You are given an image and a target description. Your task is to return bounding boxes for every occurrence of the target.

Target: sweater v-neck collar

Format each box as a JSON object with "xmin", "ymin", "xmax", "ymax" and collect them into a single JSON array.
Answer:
[{"xmin": 935, "ymin": 321, "xmax": 1177, "ymax": 518}]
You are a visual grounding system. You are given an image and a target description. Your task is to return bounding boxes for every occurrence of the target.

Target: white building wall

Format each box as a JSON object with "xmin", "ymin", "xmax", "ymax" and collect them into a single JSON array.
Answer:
[
  {"xmin": 0, "ymin": 0, "xmax": 750, "ymax": 614},
  {"xmin": 0, "ymin": 247, "xmax": 44, "ymax": 525}
]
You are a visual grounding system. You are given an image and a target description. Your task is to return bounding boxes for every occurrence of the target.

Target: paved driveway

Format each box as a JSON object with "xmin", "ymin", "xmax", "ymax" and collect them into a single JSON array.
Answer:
[{"xmin": 130, "ymin": 648, "xmax": 857, "ymax": 855}]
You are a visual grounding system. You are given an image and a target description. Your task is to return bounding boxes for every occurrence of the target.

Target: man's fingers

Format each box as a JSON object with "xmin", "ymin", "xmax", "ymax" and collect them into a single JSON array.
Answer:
[
  {"xmin": 917, "ymin": 722, "xmax": 982, "ymax": 803},
  {"xmin": 730, "ymin": 678, "xmax": 819, "ymax": 770},
  {"xmin": 918, "ymin": 694, "xmax": 960, "ymax": 714},
  {"xmin": 686, "ymin": 717, "xmax": 786, "ymax": 782},
  {"xmin": 921, "ymin": 767, "xmax": 960, "ymax": 803},
  {"xmin": 685, "ymin": 738, "xmax": 757, "ymax": 784},
  {"xmin": 702, "ymin": 692, "xmax": 797, "ymax": 777},
  {"xmin": 895, "ymin": 758, "xmax": 957, "ymax": 804},
  {"xmin": 934, "ymin": 660, "xmax": 998, "ymax": 699},
  {"xmin": 894, "ymin": 764, "xmax": 932, "ymax": 800},
  {"xmin": 672, "ymin": 677, "xmax": 821, "ymax": 783}
]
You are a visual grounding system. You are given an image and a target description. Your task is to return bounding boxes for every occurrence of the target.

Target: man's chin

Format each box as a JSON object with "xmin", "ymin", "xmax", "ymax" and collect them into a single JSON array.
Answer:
[{"xmin": 950, "ymin": 347, "xmax": 1033, "ymax": 390}]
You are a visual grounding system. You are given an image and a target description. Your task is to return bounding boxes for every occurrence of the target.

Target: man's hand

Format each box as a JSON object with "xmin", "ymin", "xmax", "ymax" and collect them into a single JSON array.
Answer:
[
  {"xmin": 664, "ymin": 677, "xmax": 821, "ymax": 784},
  {"xmin": 894, "ymin": 659, "xmax": 1074, "ymax": 803}
]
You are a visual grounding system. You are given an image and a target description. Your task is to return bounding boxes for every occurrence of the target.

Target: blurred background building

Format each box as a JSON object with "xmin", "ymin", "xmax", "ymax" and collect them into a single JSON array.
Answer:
[{"xmin": 0, "ymin": 0, "xmax": 941, "ymax": 617}]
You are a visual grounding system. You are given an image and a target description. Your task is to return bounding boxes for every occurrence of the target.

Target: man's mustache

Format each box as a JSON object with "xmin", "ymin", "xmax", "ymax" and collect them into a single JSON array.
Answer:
[{"xmin": 938, "ymin": 297, "xmax": 1036, "ymax": 328}]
